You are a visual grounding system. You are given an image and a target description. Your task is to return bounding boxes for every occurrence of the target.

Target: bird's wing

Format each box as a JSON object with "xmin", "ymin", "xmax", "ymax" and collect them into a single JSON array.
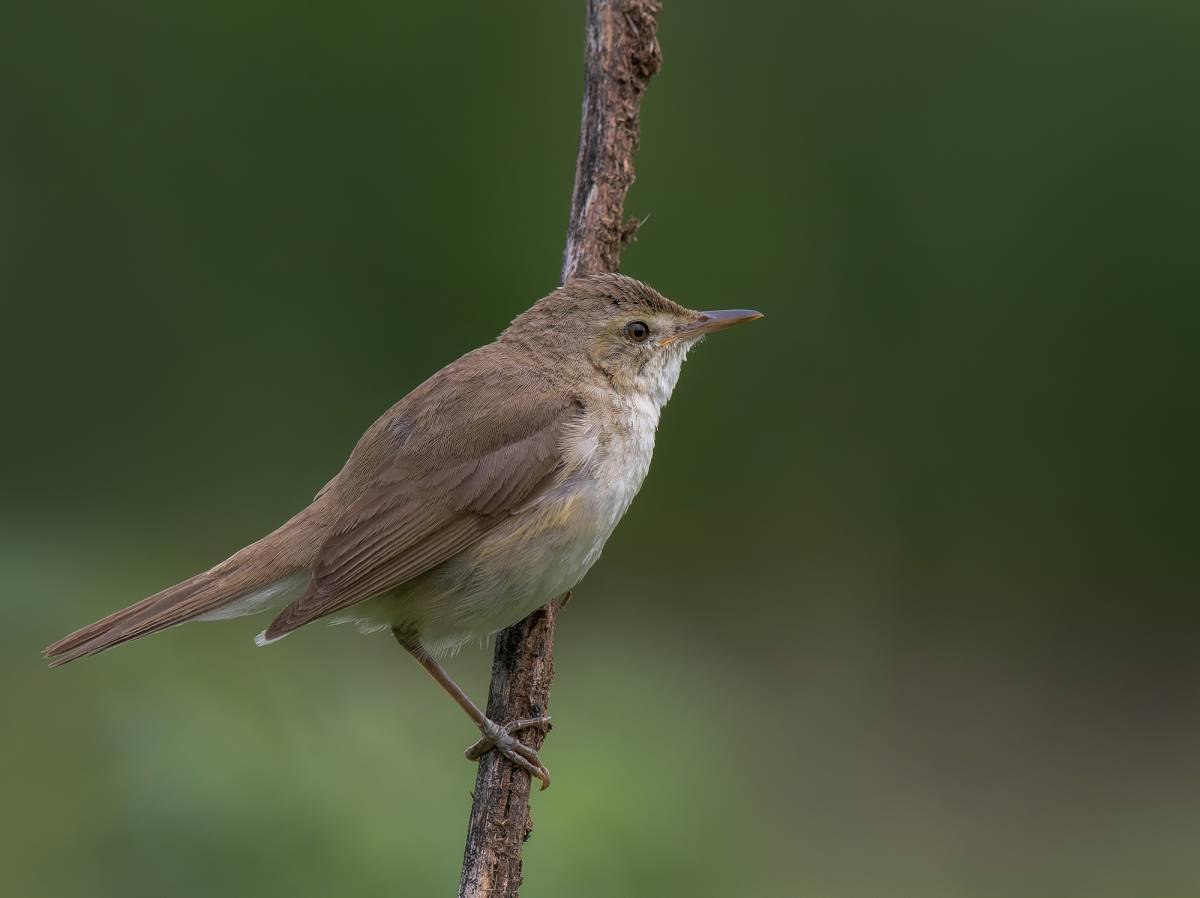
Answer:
[{"xmin": 264, "ymin": 362, "xmax": 582, "ymax": 639}]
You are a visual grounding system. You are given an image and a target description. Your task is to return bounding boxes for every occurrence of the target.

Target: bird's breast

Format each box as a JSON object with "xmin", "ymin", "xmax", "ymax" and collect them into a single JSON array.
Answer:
[
  {"xmin": 478, "ymin": 399, "xmax": 658, "ymax": 604},
  {"xmin": 395, "ymin": 393, "xmax": 663, "ymax": 653},
  {"xmin": 573, "ymin": 391, "xmax": 661, "ymax": 514}
]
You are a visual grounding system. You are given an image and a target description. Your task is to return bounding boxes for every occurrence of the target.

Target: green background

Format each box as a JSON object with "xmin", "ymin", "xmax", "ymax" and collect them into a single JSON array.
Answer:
[{"xmin": 3, "ymin": 2, "xmax": 1198, "ymax": 896}]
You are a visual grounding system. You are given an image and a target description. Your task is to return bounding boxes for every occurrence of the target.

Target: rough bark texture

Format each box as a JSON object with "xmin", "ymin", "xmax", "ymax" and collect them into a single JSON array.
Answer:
[
  {"xmin": 457, "ymin": 2, "xmax": 662, "ymax": 897},
  {"xmin": 562, "ymin": 0, "xmax": 664, "ymax": 283}
]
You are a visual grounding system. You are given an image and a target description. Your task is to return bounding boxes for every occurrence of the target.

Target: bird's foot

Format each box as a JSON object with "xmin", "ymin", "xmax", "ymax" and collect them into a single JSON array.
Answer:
[{"xmin": 464, "ymin": 716, "xmax": 552, "ymax": 790}]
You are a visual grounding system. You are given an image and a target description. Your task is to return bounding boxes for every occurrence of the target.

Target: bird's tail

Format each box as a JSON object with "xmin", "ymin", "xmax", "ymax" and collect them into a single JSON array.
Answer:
[{"xmin": 44, "ymin": 516, "xmax": 316, "ymax": 667}]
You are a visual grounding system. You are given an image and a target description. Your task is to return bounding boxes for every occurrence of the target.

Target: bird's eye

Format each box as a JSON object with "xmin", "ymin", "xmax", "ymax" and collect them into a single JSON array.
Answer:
[{"xmin": 625, "ymin": 321, "xmax": 651, "ymax": 343}]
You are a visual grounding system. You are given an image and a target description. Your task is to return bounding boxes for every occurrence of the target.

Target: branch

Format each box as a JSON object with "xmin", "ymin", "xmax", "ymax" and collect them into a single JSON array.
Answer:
[
  {"xmin": 457, "ymin": 2, "xmax": 662, "ymax": 896},
  {"xmin": 561, "ymin": 0, "xmax": 664, "ymax": 283}
]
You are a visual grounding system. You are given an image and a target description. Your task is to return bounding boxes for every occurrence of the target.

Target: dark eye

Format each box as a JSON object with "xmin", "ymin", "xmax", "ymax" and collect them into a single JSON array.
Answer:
[{"xmin": 625, "ymin": 320, "xmax": 651, "ymax": 343}]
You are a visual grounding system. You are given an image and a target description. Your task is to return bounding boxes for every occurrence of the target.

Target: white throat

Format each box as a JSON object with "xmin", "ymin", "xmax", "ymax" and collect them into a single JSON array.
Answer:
[{"xmin": 635, "ymin": 340, "xmax": 693, "ymax": 415}]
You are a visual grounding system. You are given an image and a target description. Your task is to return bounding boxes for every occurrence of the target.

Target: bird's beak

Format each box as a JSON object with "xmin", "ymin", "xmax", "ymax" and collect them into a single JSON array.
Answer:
[{"xmin": 658, "ymin": 309, "xmax": 764, "ymax": 346}]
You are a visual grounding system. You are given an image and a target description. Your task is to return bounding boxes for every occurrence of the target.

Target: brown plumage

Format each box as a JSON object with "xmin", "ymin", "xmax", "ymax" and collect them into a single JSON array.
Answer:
[
  {"xmin": 45, "ymin": 273, "xmax": 762, "ymax": 785},
  {"xmin": 44, "ymin": 509, "xmax": 322, "ymax": 666},
  {"xmin": 265, "ymin": 375, "xmax": 581, "ymax": 640}
]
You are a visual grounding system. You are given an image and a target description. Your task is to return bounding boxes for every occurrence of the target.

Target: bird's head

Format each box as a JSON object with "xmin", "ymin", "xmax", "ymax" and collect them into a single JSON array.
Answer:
[{"xmin": 501, "ymin": 273, "xmax": 762, "ymax": 404}]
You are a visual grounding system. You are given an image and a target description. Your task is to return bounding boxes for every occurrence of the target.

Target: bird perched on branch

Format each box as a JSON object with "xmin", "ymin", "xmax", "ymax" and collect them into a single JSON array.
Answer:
[{"xmin": 45, "ymin": 273, "xmax": 762, "ymax": 788}]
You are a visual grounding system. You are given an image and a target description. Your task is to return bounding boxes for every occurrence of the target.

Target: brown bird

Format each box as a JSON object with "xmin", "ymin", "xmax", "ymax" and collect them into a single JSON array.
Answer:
[{"xmin": 45, "ymin": 274, "xmax": 762, "ymax": 787}]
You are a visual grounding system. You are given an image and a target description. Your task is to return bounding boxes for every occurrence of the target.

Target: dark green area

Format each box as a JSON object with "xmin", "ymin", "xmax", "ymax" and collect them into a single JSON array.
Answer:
[{"xmin": 2, "ymin": 2, "xmax": 1198, "ymax": 896}]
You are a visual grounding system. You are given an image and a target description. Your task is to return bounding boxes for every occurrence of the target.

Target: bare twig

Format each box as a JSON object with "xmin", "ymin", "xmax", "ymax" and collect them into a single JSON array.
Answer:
[
  {"xmin": 562, "ymin": 1, "xmax": 663, "ymax": 282},
  {"xmin": 457, "ymin": 2, "xmax": 662, "ymax": 896}
]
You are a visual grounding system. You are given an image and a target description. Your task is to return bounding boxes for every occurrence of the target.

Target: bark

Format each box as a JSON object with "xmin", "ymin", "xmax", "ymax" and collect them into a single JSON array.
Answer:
[{"xmin": 457, "ymin": 2, "xmax": 662, "ymax": 896}]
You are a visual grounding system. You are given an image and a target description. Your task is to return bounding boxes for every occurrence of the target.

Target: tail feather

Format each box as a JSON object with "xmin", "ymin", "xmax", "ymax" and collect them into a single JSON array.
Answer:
[
  {"xmin": 45, "ymin": 515, "xmax": 319, "ymax": 667},
  {"xmin": 44, "ymin": 571, "xmax": 220, "ymax": 666}
]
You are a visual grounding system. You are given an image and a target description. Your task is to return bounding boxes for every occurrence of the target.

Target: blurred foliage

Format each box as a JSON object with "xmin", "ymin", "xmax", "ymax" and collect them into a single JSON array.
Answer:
[{"xmin": 2, "ymin": 1, "xmax": 1198, "ymax": 896}]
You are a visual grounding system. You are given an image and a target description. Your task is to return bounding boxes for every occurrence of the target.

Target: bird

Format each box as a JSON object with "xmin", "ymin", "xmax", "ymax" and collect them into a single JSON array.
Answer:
[{"xmin": 45, "ymin": 273, "xmax": 762, "ymax": 788}]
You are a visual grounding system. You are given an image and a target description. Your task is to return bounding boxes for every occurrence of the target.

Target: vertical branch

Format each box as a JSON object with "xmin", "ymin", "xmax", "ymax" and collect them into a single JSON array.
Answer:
[
  {"xmin": 561, "ymin": 0, "xmax": 664, "ymax": 283},
  {"xmin": 457, "ymin": 2, "xmax": 662, "ymax": 897}
]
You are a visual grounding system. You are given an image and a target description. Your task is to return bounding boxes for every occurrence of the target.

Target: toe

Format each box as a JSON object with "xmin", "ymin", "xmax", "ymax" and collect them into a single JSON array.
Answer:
[
  {"xmin": 502, "ymin": 747, "xmax": 550, "ymax": 790},
  {"xmin": 503, "ymin": 742, "xmax": 550, "ymax": 790},
  {"xmin": 507, "ymin": 716, "xmax": 552, "ymax": 734},
  {"xmin": 482, "ymin": 735, "xmax": 552, "ymax": 790}
]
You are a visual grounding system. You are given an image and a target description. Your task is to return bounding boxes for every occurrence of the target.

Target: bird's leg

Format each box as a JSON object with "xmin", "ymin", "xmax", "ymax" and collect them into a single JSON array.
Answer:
[{"xmin": 392, "ymin": 629, "xmax": 552, "ymax": 790}]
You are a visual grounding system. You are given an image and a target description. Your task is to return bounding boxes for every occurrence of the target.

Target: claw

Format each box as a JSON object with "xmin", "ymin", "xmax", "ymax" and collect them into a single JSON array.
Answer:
[{"xmin": 465, "ymin": 716, "xmax": 552, "ymax": 790}]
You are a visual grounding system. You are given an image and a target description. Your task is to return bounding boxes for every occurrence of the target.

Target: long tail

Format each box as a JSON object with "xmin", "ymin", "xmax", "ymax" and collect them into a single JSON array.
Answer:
[{"xmin": 44, "ymin": 514, "xmax": 318, "ymax": 667}]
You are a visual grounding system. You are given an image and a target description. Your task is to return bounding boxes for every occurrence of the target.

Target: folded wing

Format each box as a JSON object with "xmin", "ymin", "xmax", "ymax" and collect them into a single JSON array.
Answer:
[{"xmin": 263, "ymin": 363, "xmax": 581, "ymax": 640}]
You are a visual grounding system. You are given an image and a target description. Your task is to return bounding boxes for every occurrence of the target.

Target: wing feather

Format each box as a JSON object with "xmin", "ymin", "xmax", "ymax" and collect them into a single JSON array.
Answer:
[{"xmin": 264, "ymin": 376, "xmax": 581, "ymax": 639}]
